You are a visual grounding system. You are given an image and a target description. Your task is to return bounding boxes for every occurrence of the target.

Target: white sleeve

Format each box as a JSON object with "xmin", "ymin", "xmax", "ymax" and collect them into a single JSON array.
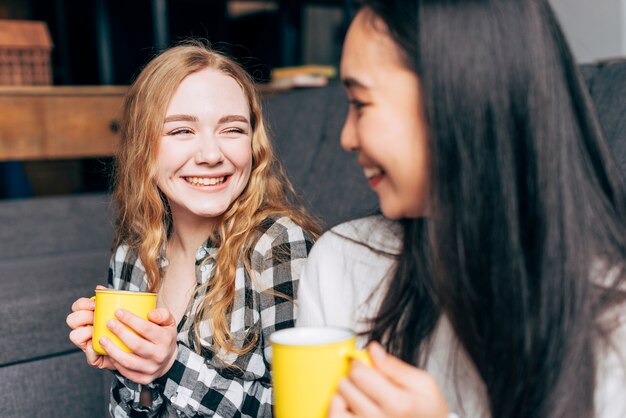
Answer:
[
  {"xmin": 296, "ymin": 231, "xmax": 335, "ymax": 327},
  {"xmin": 595, "ymin": 308, "xmax": 626, "ymax": 418},
  {"xmin": 296, "ymin": 217, "xmax": 399, "ymax": 339}
]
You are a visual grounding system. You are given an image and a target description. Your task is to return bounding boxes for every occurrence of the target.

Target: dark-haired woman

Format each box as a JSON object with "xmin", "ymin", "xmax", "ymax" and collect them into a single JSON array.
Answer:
[{"xmin": 297, "ymin": 1, "xmax": 626, "ymax": 417}]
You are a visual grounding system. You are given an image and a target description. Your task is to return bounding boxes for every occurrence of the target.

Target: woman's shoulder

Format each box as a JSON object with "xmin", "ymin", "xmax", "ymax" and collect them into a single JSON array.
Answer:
[
  {"xmin": 296, "ymin": 216, "xmax": 400, "ymax": 330},
  {"xmin": 109, "ymin": 243, "xmax": 149, "ymax": 289},
  {"xmin": 251, "ymin": 215, "xmax": 315, "ymax": 255},
  {"xmin": 301, "ymin": 215, "xmax": 401, "ymax": 286},
  {"xmin": 315, "ymin": 215, "xmax": 403, "ymax": 257},
  {"xmin": 111, "ymin": 243, "xmax": 135, "ymax": 261},
  {"xmin": 110, "ymin": 244, "xmax": 145, "ymax": 277},
  {"xmin": 110, "ymin": 243, "xmax": 144, "ymax": 270}
]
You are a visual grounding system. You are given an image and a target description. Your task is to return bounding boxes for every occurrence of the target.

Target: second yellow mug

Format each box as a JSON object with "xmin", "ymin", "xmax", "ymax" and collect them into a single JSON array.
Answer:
[
  {"xmin": 92, "ymin": 289, "xmax": 157, "ymax": 355},
  {"xmin": 270, "ymin": 326, "xmax": 371, "ymax": 418}
]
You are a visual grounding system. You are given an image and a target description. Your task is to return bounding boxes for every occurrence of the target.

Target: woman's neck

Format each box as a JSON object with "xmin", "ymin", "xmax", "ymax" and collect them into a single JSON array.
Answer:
[{"xmin": 168, "ymin": 211, "xmax": 219, "ymax": 256}]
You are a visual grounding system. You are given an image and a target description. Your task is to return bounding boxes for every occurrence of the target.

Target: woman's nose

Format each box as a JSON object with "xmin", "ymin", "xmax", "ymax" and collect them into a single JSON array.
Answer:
[
  {"xmin": 340, "ymin": 112, "xmax": 359, "ymax": 152},
  {"xmin": 195, "ymin": 136, "xmax": 224, "ymax": 165}
]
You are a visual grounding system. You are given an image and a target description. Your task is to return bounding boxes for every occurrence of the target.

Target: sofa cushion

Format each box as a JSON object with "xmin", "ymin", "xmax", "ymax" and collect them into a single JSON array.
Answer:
[
  {"xmin": 0, "ymin": 193, "xmax": 114, "ymax": 261},
  {"xmin": 0, "ymin": 352, "xmax": 110, "ymax": 418},
  {"xmin": 0, "ymin": 250, "xmax": 109, "ymax": 366}
]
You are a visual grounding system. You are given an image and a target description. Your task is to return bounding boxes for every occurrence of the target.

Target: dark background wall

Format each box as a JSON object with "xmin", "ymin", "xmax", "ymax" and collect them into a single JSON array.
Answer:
[{"xmin": 1, "ymin": 0, "xmax": 349, "ymax": 86}]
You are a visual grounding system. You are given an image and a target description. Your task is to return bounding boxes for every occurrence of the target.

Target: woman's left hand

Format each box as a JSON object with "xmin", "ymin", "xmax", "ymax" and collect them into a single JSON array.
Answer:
[
  {"xmin": 98, "ymin": 308, "xmax": 178, "ymax": 385},
  {"xmin": 328, "ymin": 342, "xmax": 449, "ymax": 418}
]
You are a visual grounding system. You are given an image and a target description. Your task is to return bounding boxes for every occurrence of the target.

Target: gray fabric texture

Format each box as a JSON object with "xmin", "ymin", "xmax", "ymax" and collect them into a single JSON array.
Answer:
[
  {"xmin": 0, "ymin": 352, "xmax": 110, "ymax": 418},
  {"xmin": 0, "ymin": 193, "xmax": 114, "ymax": 260},
  {"xmin": 0, "ymin": 251, "xmax": 109, "ymax": 365},
  {"xmin": 0, "ymin": 193, "xmax": 113, "ymax": 417}
]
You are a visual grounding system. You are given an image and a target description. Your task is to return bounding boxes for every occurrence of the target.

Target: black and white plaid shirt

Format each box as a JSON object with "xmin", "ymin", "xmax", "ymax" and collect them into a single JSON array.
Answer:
[{"xmin": 107, "ymin": 216, "xmax": 314, "ymax": 417}]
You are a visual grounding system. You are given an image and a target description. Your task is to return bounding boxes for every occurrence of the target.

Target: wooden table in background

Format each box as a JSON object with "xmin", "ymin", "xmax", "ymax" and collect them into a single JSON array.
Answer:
[{"xmin": 0, "ymin": 86, "xmax": 127, "ymax": 161}]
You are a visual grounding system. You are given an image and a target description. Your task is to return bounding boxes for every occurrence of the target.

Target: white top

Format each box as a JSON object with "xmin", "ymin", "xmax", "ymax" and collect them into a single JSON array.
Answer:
[{"xmin": 297, "ymin": 216, "xmax": 626, "ymax": 418}]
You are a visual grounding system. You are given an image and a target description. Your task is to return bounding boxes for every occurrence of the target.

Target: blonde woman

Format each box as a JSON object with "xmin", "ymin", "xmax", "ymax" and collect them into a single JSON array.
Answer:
[{"xmin": 67, "ymin": 42, "xmax": 318, "ymax": 417}]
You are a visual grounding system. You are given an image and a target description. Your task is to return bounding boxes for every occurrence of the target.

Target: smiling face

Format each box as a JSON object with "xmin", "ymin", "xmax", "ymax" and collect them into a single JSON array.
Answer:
[
  {"xmin": 340, "ymin": 9, "xmax": 430, "ymax": 219},
  {"xmin": 156, "ymin": 67, "xmax": 252, "ymax": 227}
]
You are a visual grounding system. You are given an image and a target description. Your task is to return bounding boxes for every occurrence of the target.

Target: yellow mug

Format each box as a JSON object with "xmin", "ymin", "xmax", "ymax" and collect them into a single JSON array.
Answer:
[
  {"xmin": 270, "ymin": 326, "xmax": 371, "ymax": 418},
  {"xmin": 91, "ymin": 289, "xmax": 157, "ymax": 355}
]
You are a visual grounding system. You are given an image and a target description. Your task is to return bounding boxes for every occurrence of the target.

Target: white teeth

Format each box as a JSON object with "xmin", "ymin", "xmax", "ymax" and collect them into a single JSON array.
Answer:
[
  {"xmin": 185, "ymin": 176, "xmax": 226, "ymax": 186},
  {"xmin": 363, "ymin": 167, "xmax": 382, "ymax": 179}
]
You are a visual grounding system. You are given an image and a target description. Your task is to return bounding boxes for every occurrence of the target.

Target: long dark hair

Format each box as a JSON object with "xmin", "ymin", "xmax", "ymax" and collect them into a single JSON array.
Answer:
[{"xmin": 359, "ymin": 1, "xmax": 626, "ymax": 417}]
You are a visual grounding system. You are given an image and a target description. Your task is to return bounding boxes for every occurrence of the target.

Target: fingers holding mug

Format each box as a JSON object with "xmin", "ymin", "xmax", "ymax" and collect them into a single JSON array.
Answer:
[{"xmin": 91, "ymin": 289, "xmax": 157, "ymax": 355}]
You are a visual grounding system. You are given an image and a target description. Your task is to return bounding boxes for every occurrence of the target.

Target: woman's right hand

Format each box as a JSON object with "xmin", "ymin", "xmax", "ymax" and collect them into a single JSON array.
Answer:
[
  {"xmin": 328, "ymin": 342, "xmax": 448, "ymax": 418},
  {"xmin": 66, "ymin": 286, "xmax": 116, "ymax": 370}
]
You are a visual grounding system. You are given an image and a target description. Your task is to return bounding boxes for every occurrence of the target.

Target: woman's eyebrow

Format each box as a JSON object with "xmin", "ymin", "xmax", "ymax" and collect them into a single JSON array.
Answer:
[
  {"xmin": 218, "ymin": 115, "xmax": 250, "ymax": 124},
  {"xmin": 163, "ymin": 114, "xmax": 250, "ymax": 124},
  {"xmin": 342, "ymin": 76, "xmax": 369, "ymax": 89},
  {"xmin": 164, "ymin": 114, "xmax": 198, "ymax": 123}
]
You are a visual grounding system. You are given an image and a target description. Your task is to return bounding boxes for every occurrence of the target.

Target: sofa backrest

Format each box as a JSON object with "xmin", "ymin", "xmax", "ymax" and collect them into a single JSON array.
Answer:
[{"xmin": 0, "ymin": 194, "xmax": 114, "ymax": 418}]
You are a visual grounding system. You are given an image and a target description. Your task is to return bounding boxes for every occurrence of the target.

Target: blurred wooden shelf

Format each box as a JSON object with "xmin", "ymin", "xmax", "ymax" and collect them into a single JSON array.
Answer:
[
  {"xmin": 0, "ymin": 83, "xmax": 299, "ymax": 161},
  {"xmin": 0, "ymin": 85, "xmax": 126, "ymax": 161}
]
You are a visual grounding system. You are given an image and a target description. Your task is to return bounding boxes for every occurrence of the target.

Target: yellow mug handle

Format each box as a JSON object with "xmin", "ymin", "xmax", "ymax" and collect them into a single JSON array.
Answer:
[{"xmin": 347, "ymin": 348, "xmax": 373, "ymax": 367}]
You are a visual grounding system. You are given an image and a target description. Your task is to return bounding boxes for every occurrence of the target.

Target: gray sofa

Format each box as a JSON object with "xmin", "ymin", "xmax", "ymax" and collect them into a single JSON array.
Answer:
[{"xmin": 0, "ymin": 59, "xmax": 625, "ymax": 417}]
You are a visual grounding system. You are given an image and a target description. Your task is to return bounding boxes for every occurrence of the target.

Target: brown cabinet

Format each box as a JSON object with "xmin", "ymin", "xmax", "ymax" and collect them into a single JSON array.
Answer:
[{"xmin": 0, "ymin": 85, "xmax": 126, "ymax": 160}]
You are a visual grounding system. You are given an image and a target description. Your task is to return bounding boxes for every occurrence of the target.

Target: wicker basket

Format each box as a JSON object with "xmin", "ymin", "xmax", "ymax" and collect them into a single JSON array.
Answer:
[{"xmin": 0, "ymin": 20, "xmax": 53, "ymax": 86}]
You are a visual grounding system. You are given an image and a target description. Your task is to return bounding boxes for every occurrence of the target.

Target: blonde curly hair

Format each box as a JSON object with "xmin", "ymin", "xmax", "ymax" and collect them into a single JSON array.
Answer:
[{"xmin": 113, "ymin": 41, "xmax": 319, "ymax": 358}]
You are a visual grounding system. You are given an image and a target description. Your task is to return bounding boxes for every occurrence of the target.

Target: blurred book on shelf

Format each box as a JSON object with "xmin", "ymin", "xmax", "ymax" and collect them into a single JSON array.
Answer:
[{"xmin": 267, "ymin": 64, "xmax": 336, "ymax": 90}]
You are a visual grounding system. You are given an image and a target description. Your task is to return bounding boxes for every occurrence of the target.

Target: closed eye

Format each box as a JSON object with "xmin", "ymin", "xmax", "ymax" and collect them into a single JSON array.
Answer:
[
  {"xmin": 167, "ymin": 128, "xmax": 194, "ymax": 136},
  {"xmin": 222, "ymin": 127, "xmax": 249, "ymax": 135},
  {"xmin": 349, "ymin": 99, "xmax": 367, "ymax": 110}
]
